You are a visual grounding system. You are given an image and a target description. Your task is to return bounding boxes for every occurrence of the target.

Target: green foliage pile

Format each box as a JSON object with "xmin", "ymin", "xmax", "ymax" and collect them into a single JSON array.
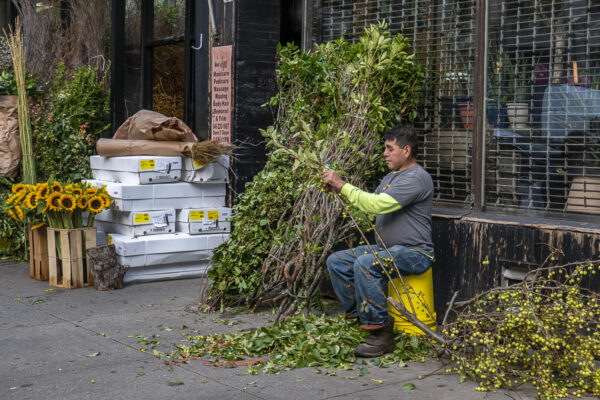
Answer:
[
  {"xmin": 207, "ymin": 23, "xmax": 423, "ymax": 314},
  {"xmin": 0, "ymin": 62, "xmax": 109, "ymax": 260},
  {"xmin": 443, "ymin": 262, "xmax": 600, "ymax": 399},
  {"xmin": 209, "ymin": 157, "xmax": 300, "ymax": 306},
  {"xmin": 168, "ymin": 314, "xmax": 430, "ymax": 374},
  {"xmin": 33, "ymin": 62, "xmax": 110, "ymax": 182}
]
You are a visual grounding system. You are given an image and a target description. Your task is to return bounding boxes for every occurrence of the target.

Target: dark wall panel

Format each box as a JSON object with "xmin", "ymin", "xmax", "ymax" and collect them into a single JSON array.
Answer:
[
  {"xmin": 232, "ymin": 0, "xmax": 281, "ymax": 194},
  {"xmin": 432, "ymin": 216, "xmax": 600, "ymax": 320}
]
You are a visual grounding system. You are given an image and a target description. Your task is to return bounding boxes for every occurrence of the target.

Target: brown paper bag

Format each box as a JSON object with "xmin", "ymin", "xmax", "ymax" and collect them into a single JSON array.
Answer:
[
  {"xmin": 96, "ymin": 139, "xmax": 194, "ymax": 157},
  {"xmin": 113, "ymin": 109, "xmax": 198, "ymax": 142},
  {"xmin": 0, "ymin": 95, "xmax": 21, "ymax": 177}
]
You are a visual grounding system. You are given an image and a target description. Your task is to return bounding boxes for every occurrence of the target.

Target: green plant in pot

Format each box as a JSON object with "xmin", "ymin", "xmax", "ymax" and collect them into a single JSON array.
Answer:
[{"xmin": 498, "ymin": 53, "xmax": 531, "ymax": 130}]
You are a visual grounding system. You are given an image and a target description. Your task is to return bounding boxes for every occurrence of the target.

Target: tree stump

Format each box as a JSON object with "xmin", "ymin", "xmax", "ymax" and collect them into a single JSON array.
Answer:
[{"xmin": 86, "ymin": 244, "xmax": 128, "ymax": 290}]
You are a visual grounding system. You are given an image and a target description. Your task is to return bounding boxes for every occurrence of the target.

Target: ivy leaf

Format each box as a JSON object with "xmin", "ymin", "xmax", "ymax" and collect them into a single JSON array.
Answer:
[{"xmin": 403, "ymin": 382, "xmax": 416, "ymax": 390}]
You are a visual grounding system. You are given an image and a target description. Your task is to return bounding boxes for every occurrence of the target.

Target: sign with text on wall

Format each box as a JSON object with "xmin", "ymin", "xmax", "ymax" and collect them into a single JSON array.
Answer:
[{"xmin": 211, "ymin": 45, "xmax": 232, "ymax": 143}]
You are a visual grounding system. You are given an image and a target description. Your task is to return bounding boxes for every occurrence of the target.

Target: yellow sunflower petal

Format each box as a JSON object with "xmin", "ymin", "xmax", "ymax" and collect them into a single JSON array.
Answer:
[
  {"xmin": 77, "ymin": 196, "xmax": 88, "ymax": 209},
  {"xmin": 88, "ymin": 196, "xmax": 104, "ymax": 213},
  {"xmin": 59, "ymin": 194, "xmax": 76, "ymax": 212},
  {"xmin": 25, "ymin": 192, "xmax": 38, "ymax": 210},
  {"xmin": 47, "ymin": 192, "xmax": 62, "ymax": 211},
  {"xmin": 12, "ymin": 183, "xmax": 26, "ymax": 194},
  {"xmin": 51, "ymin": 181, "xmax": 63, "ymax": 193},
  {"xmin": 36, "ymin": 183, "xmax": 49, "ymax": 200}
]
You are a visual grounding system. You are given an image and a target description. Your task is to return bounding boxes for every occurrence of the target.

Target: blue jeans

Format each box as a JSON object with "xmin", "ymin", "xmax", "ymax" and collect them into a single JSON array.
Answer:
[{"xmin": 326, "ymin": 244, "xmax": 432, "ymax": 325}]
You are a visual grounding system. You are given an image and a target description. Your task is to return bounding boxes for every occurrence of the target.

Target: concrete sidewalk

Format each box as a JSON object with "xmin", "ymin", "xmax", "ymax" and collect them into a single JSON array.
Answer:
[{"xmin": 1, "ymin": 260, "xmax": 532, "ymax": 400}]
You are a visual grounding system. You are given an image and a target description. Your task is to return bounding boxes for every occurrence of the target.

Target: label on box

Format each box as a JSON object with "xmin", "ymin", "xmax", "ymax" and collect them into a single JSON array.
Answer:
[
  {"xmin": 193, "ymin": 160, "xmax": 204, "ymax": 169},
  {"xmin": 207, "ymin": 210, "xmax": 219, "ymax": 220},
  {"xmin": 139, "ymin": 159, "xmax": 156, "ymax": 170},
  {"xmin": 134, "ymin": 213, "xmax": 150, "ymax": 224},
  {"xmin": 107, "ymin": 235, "xmax": 112, "ymax": 244},
  {"xmin": 189, "ymin": 211, "xmax": 205, "ymax": 221},
  {"xmin": 151, "ymin": 214, "xmax": 168, "ymax": 227},
  {"xmin": 203, "ymin": 220, "xmax": 218, "ymax": 229}
]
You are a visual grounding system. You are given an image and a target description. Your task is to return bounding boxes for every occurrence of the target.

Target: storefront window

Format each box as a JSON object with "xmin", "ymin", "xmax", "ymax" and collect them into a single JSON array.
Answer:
[{"xmin": 486, "ymin": 0, "xmax": 600, "ymax": 215}]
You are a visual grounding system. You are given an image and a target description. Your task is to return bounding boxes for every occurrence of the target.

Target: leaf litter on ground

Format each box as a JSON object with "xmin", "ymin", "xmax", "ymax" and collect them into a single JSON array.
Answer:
[{"xmin": 161, "ymin": 314, "xmax": 430, "ymax": 375}]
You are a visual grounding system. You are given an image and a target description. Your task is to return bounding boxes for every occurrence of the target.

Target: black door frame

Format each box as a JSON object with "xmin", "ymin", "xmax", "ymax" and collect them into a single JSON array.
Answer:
[{"xmin": 111, "ymin": 0, "xmax": 209, "ymax": 137}]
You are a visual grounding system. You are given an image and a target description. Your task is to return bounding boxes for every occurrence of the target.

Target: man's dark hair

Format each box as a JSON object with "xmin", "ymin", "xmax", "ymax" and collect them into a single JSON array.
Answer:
[{"xmin": 383, "ymin": 124, "xmax": 418, "ymax": 159}]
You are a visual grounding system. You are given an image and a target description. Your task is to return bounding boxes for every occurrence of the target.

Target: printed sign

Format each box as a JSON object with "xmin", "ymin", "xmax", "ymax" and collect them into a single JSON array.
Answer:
[{"xmin": 211, "ymin": 45, "xmax": 233, "ymax": 143}]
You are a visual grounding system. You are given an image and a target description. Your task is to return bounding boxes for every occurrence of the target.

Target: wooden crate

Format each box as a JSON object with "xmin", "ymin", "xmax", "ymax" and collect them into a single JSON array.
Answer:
[
  {"xmin": 47, "ymin": 227, "xmax": 97, "ymax": 289},
  {"xmin": 28, "ymin": 226, "xmax": 49, "ymax": 281}
]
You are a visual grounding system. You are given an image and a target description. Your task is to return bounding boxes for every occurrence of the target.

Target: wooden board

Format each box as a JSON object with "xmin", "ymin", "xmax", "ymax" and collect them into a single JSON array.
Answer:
[
  {"xmin": 47, "ymin": 227, "xmax": 97, "ymax": 289},
  {"xmin": 28, "ymin": 226, "xmax": 49, "ymax": 281}
]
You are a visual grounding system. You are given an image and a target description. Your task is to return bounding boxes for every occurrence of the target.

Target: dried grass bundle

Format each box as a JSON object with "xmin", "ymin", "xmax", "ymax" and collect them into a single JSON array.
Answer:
[
  {"xmin": 5, "ymin": 18, "xmax": 36, "ymax": 185},
  {"xmin": 191, "ymin": 141, "xmax": 232, "ymax": 165}
]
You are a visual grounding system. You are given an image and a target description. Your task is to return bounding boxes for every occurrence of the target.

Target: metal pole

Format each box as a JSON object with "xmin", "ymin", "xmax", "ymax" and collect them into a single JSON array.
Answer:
[
  {"xmin": 472, "ymin": 0, "xmax": 488, "ymax": 212},
  {"xmin": 110, "ymin": 0, "xmax": 125, "ymax": 132},
  {"xmin": 301, "ymin": 0, "xmax": 313, "ymax": 52}
]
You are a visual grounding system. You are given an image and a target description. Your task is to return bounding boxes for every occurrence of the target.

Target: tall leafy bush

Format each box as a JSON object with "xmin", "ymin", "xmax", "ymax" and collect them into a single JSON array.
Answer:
[
  {"xmin": 207, "ymin": 23, "xmax": 424, "ymax": 315},
  {"xmin": 33, "ymin": 63, "xmax": 110, "ymax": 181}
]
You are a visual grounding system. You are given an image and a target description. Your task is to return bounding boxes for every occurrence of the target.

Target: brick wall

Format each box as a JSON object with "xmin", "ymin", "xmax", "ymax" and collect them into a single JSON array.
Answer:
[{"xmin": 231, "ymin": 0, "xmax": 281, "ymax": 195}]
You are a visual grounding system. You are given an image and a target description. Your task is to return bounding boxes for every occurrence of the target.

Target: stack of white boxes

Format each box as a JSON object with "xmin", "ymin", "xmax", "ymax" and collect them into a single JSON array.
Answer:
[{"xmin": 86, "ymin": 154, "xmax": 231, "ymax": 284}]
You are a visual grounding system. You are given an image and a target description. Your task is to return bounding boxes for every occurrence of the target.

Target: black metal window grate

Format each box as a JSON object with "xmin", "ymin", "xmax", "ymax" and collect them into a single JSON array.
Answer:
[
  {"xmin": 319, "ymin": 0, "xmax": 476, "ymax": 206},
  {"xmin": 317, "ymin": 0, "xmax": 600, "ymax": 218},
  {"xmin": 486, "ymin": 0, "xmax": 600, "ymax": 215}
]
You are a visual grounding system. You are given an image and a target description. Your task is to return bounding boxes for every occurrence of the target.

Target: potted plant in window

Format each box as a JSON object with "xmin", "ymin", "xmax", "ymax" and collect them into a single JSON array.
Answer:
[{"xmin": 501, "ymin": 54, "xmax": 531, "ymax": 130}]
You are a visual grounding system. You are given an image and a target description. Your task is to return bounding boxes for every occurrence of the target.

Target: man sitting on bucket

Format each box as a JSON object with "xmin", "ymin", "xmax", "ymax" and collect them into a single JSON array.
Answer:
[{"xmin": 322, "ymin": 123, "xmax": 434, "ymax": 357}]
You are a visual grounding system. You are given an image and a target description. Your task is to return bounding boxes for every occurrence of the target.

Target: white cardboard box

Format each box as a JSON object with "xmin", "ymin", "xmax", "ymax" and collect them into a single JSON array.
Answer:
[
  {"xmin": 124, "ymin": 261, "xmax": 210, "ymax": 284},
  {"xmin": 182, "ymin": 155, "xmax": 229, "ymax": 183},
  {"xmin": 85, "ymin": 180, "xmax": 227, "ymax": 211},
  {"xmin": 176, "ymin": 207, "xmax": 232, "ymax": 234},
  {"xmin": 107, "ymin": 232, "xmax": 228, "ymax": 267},
  {"xmin": 95, "ymin": 209, "xmax": 176, "ymax": 237},
  {"xmin": 91, "ymin": 155, "xmax": 182, "ymax": 184}
]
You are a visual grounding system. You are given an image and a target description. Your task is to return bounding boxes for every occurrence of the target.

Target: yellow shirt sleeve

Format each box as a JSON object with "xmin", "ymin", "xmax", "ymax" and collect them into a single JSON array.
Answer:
[{"xmin": 340, "ymin": 184, "xmax": 402, "ymax": 215}]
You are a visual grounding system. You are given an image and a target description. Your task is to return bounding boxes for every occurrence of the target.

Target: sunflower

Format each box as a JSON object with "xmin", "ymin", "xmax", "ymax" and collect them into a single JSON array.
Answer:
[
  {"xmin": 15, "ymin": 205, "xmax": 24, "ymax": 220},
  {"xmin": 51, "ymin": 181, "xmax": 63, "ymax": 193},
  {"xmin": 85, "ymin": 187, "xmax": 98, "ymax": 196},
  {"xmin": 13, "ymin": 191, "xmax": 25, "ymax": 206},
  {"xmin": 60, "ymin": 194, "xmax": 76, "ymax": 212},
  {"xmin": 71, "ymin": 188, "xmax": 83, "ymax": 197},
  {"xmin": 99, "ymin": 193, "xmax": 112, "ymax": 208},
  {"xmin": 88, "ymin": 196, "xmax": 104, "ymax": 213},
  {"xmin": 7, "ymin": 209, "xmax": 17, "ymax": 220},
  {"xmin": 46, "ymin": 192, "xmax": 62, "ymax": 211},
  {"xmin": 6, "ymin": 194, "xmax": 16, "ymax": 205},
  {"xmin": 25, "ymin": 192, "xmax": 38, "ymax": 209},
  {"xmin": 12, "ymin": 183, "xmax": 26, "ymax": 194},
  {"xmin": 64, "ymin": 184, "xmax": 73, "ymax": 192},
  {"xmin": 77, "ymin": 196, "xmax": 87, "ymax": 209},
  {"xmin": 32, "ymin": 222, "xmax": 46, "ymax": 230},
  {"xmin": 27, "ymin": 184, "xmax": 37, "ymax": 192},
  {"xmin": 36, "ymin": 183, "xmax": 49, "ymax": 199}
]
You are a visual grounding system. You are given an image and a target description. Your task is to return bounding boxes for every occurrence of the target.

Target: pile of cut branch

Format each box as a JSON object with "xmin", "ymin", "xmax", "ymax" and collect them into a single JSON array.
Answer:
[
  {"xmin": 205, "ymin": 23, "xmax": 423, "ymax": 318},
  {"xmin": 436, "ymin": 260, "xmax": 600, "ymax": 399}
]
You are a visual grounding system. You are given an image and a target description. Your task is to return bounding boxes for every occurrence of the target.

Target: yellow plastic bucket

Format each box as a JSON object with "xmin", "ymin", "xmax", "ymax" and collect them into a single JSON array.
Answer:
[{"xmin": 387, "ymin": 267, "xmax": 437, "ymax": 335}]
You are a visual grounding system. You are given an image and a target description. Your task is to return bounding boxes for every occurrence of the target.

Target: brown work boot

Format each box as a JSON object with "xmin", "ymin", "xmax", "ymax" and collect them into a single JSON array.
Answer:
[{"xmin": 354, "ymin": 317, "xmax": 395, "ymax": 358}]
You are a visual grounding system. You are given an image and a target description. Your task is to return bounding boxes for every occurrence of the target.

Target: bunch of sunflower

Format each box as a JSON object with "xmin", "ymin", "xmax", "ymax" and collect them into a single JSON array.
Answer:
[{"xmin": 4, "ymin": 181, "xmax": 112, "ymax": 229}]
